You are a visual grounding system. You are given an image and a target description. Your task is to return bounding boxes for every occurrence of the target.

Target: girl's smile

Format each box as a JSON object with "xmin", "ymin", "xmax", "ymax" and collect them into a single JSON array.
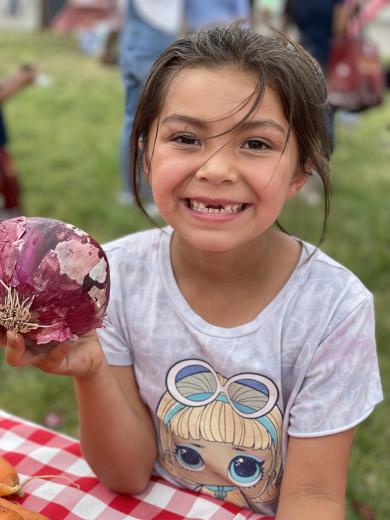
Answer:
[
  {"xmin": 181, "ymin": 197, "xmax": 252, "ymax": 223},
  {"xmin": 145, "ymin": 65, "xmax": 306, "ymax": 253}
]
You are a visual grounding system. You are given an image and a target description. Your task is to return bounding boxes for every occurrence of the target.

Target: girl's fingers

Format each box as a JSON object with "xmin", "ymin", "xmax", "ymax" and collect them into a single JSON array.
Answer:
[
  {"xmin": 5, "ymin": 331, "xmax": 33, "ymax": 366},
  {"xmin": 5, "ymin": 330, "xmax": 76, "ymax": 374},
  {"xmin": 36, "ymin": 341, "xmax": 76, "ymax": 374},
  {"xmin": 5, "ymin": 331, "xmax": 53, "ymax": 368},
  {"xmin": 3, "ymin": 331, "xmax": 99, "ymax": 378}
]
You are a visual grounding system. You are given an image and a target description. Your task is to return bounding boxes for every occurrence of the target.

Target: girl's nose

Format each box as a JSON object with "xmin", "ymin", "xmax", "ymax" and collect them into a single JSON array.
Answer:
[{"xmin": 194, "ymin": 152, "xmax": 239, "ymax": 185}]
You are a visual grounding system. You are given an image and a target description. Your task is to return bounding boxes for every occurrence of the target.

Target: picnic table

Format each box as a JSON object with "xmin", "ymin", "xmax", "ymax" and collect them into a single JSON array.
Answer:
[{"xmin": 0, "ymin": 410, "xmax": 274, "ymax": 520}]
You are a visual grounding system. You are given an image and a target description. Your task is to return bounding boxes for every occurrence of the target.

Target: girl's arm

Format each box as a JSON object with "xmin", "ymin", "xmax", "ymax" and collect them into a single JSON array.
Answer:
[
  {"xmin": 276, "ymin": 429, "xmax": 355, "ymax": 520},
  {"xmin": 0, "ymin": 66, "xmax": 36, "ymax": 103},
  {"xmin": 1, "ymin": 331, "xmax": 157, "ymax": 495},
  {"xmin": 74, "ymin": 363, "xmax": 157, "ymax": 495},
  {"xmin": 332, "ymin": 3, "xmax": 352, "ymax": 38}
]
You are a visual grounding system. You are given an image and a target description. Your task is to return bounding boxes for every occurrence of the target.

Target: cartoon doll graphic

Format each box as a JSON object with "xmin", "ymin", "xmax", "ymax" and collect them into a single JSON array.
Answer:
[{"xmin": 156, "ymin": 360, "xmax": 283, "ymax": 511}]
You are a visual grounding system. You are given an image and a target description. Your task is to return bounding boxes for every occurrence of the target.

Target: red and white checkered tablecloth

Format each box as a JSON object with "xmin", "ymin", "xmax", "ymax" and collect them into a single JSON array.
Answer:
[{"xmin": 0, "ymin": 410, "xmax": 275, "ymax": 520}]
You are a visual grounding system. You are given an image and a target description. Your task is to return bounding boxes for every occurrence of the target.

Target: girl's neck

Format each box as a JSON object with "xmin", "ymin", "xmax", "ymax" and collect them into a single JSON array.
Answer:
[
  {"xmin": 170, "ymin": 229, "xmax": 294, "ymax": 284},
  {"xmin": 169, "ymin": 229, "xmax": 302, "ymax": 328}
]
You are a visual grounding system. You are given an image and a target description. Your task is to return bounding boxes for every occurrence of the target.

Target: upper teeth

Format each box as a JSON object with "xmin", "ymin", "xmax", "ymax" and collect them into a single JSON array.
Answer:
[{"xmin": 188, "ymin": 200, "xmax": 244, "ymax": 213}]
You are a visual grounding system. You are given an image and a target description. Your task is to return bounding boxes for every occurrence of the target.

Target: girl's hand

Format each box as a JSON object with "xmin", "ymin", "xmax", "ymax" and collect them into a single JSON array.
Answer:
[
  {"xmin": 0, "ymin": 330, "xmax": 106, "ymax": 380},
  {"xmin": 18, "ymin": 64, "xmax": 38, "ymax": 87}
]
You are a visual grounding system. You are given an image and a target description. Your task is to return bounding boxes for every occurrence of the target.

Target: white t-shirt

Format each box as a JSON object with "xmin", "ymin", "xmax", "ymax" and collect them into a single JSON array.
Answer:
[
  {"xmin": 97, "ymin": 227, "xmax": 383, "ymax": 515},
  {"xmin": 133, "ymin": 0, "xmax": 183, "ymax": 34}
]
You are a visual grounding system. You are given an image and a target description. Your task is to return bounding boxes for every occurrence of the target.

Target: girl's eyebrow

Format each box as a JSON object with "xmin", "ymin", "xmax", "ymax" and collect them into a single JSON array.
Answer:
[
  {"xmin": 238, "ymin": 119, "xmax": 286, "ymax": 136},
  {"xmin": 161, "ymin": 113, "xmax": 286, "ymax": 136},
  {"xmin": 161, "ymin": 114, "xmax": 208, "ymax": 128}
]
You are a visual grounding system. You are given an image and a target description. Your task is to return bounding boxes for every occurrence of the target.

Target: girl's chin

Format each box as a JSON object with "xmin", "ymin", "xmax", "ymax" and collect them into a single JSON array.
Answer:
[{"xmin": 176, "ymin": 230, "xmax": 248, "ymax": 254}]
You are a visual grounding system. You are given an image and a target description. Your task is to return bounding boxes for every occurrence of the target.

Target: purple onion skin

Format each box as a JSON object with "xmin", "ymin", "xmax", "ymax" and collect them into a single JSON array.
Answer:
[{"xmin": 0, "ymin": 216, "xmax": 110, "ymax": 346}]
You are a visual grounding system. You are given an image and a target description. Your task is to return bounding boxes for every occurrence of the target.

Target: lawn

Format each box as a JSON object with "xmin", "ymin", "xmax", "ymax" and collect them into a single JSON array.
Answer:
[{"xmin": 0, "ymin": 30, "xmax": 389, "ymax": 519}]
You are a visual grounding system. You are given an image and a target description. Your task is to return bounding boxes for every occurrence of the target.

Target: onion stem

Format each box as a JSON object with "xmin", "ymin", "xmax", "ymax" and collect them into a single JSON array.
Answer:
[{"xmin": 0, "ymin": 279, "xmax": 41, "ymax": 333}]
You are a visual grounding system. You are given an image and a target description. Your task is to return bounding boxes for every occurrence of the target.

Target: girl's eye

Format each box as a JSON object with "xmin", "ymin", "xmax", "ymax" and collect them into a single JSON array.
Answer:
[
  {"xmin": 175, "ymin": 445, "xmax": 205, "ymax": 471},
  {"xmin": 173, "ymin": 134, "xmax": 201, "ymax": 146},
  {"xmin": 244, "ymin": 139, "xmax": 269, "ymax": 150},
  {"xmin": 228, "ymin": 455, "xmax": 264, "ymax": 486}
]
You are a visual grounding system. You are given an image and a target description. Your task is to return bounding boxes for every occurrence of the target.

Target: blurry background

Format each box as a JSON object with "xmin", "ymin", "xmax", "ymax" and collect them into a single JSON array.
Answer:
[{"xmin": 0, "ymin": 1, "xmax": 389, "ymax": 518}]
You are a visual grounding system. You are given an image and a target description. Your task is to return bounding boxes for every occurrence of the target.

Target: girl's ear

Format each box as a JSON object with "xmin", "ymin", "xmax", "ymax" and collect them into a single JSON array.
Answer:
[
  {"xmin": 286, "ymin": 168, "xmax": 306, "ymax": 199},
  {"xmin": 142, "ymin": 154, "xmax": 151, "ymax": 183},
  {"xmin": 287, "ymin": 159, "xmax": 314, "ymax": 199},
  {"xmin": 304, "ymin": 159, "xmax": 314, "ymax": 174},
  {"xmin": 139, "ymin": 138, "xmax": 152, "ymax": 183}
]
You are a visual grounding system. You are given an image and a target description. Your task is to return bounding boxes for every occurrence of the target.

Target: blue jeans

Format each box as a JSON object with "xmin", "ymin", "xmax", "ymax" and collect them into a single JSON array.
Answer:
[{"xmin": 119, "ymin": 1, "xmax": 175, "ymax": 198}]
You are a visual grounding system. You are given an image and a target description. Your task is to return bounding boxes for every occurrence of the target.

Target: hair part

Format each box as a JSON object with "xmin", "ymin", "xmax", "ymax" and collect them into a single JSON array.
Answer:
[{"xmin": 130, "ymin": 23, "xmax": 332, "ymax": 240}]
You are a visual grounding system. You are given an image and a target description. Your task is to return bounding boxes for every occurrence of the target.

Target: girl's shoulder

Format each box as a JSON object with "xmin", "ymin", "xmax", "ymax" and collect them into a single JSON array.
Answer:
[
  {"xmin": 296, "ymin": 241, "xmax": 373, "ymax": 319},
  {"xmin": 102, "ymin": 227, "xmax": 174, "ymax": 301},
  {"xmin": 303, "ymin": 242, "xmax": 369, "ymax": 290}
]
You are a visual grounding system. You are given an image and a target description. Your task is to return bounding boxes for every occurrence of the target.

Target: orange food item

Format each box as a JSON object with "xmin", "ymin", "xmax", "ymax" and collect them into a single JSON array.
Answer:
[
  {"xmin": 0, "ymin": 504, "xmax": 23, "ymax": 519},
  {"xmin": 0, "ymin": 457, "xmax": 21, "ymax": 497},
  {"xmin": 0, "ymin": 499, "xmax": 48, "ymax": 520}
]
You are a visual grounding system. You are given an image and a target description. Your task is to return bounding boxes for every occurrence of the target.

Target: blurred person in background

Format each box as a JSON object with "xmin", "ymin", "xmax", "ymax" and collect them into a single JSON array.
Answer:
[
  {"xmin": 283, "ymin": 0, "xmax": 350, "ymax": 70},
  {"xmin": 0, "ymin": 65, "xmax": 37, "ymax": 220},
  {"xmin": 52, "ymin": 0, "xmax": 118, "ymax": 33},
  {"xmin": 283, "ymin": 0, "xmax": 350, "ymax": 152},
  {"xmin": 184, "ymin": 0, "xmax": 251, "ymax": 32},
  {"xmin": 346, "ymin": 0, "xmax": 390, "ymax": 93},
  {"xmin": 118, "ymin": 0, "xmax": 182, "ymax": 208},
  {"xmin": 3, "ymin": 0, "xmax": 21, "ymax": 16},
  {"xmin": 346, "ymin": 0, "xmax": 390, "ymax": 34}
]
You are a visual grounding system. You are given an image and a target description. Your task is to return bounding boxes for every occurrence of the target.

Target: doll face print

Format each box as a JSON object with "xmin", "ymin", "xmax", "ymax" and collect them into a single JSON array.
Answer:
[
  {"xmin": 144, "ymin": 65, "xmax": 306, "ymax": 253},
  {"xmin": 171, "ymin": 434, "xmax": 275, "ymax": 495},
  {"xmin": 156, "ymin": 359, "xmax": 283, "ymax": 509}
]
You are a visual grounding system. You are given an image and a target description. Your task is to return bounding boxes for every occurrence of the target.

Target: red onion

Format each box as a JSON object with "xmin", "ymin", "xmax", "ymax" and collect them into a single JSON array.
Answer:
[{"xmin": 0, "ymin": 216, "xmax": 110, "ymax": 346}]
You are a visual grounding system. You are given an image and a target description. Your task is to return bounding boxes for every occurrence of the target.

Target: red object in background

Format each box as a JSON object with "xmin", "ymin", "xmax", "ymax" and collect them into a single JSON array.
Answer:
[
  {"xmin": 327, "ymin": 34, "xmax": 385, "ymax": 111},
  {"xmin": 0, "ymin": 147, "xmax": 21, "ymax": 213},
  {"xmin": 51, "ymin": 0, "xmax": 119, "ymax": 33}
]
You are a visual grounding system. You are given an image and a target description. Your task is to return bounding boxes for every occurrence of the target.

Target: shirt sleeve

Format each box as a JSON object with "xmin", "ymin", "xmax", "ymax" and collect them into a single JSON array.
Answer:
[
  {"xmin": 288, "ymin": 294, "xmax": 383, "ymax": 437},
  {"xmin": 96, "ymin": 309, "xmax": 133, "ymax": 366},
  {"xmin": 95, "ymin": 249, "xmax": 134, "ymax": 366}
]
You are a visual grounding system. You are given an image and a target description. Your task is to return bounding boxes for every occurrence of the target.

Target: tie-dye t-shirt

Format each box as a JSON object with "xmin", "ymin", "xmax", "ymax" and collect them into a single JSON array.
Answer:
[{"xmin": 97, "ymin": 227, "xmax": 383, "ymax": 515}]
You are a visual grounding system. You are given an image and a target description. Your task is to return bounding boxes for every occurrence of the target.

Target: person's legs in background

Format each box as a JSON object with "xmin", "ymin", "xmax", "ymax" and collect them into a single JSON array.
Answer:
[
  {"xmin": 119, "ymin": 72, "xmax": 141, "ymax": 204},
  {"xmin": 118, "ymin": 2, "xmax": 174, "ymax": 207}
]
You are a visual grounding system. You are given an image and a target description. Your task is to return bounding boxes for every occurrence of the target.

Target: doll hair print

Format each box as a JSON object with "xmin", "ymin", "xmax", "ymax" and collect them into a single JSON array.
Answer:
[{"xmin": 130, "ymin": 23, "xmax": 332, "ymax": 240}]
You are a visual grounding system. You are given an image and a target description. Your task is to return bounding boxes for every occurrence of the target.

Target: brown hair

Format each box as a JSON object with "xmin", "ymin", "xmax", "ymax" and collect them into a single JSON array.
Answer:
[{"xmin": 130, "ymin": 23, "xmax": 332, "ymax": 238}]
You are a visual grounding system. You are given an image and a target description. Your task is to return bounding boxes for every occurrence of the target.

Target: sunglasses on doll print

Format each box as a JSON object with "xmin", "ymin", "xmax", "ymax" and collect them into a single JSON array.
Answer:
[{"xmin": 166, "ymin": 359, "xmax": 279, "ymax": 419}]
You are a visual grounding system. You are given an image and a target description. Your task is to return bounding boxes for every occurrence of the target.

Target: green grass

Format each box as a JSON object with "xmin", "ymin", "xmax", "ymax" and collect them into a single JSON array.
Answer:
[{"xmin": 0, "ymin": 30, "xmax": 389, "ymax": 519}]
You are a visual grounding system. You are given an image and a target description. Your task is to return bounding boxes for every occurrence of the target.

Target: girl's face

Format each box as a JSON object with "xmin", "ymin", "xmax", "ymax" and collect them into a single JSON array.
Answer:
[{"xmin": 145, "ymin": 66, "xmax": 305, "ymax": 253}]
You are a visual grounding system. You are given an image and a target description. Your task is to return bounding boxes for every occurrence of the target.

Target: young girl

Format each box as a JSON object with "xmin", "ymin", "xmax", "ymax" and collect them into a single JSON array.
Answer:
[{"xmin": 1, "ymin": 25, "xmax": 383, "ymax": 518}]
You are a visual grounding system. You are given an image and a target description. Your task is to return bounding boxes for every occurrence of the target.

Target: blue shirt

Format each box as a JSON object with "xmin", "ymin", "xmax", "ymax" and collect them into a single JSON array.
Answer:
[
  {"xmin": 185, "ymin": 0, "xmax": 250, "ymax": 32},
  {"xmin": 285, "ymin": 0, "xmax": 343, "ymax": 67}
]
